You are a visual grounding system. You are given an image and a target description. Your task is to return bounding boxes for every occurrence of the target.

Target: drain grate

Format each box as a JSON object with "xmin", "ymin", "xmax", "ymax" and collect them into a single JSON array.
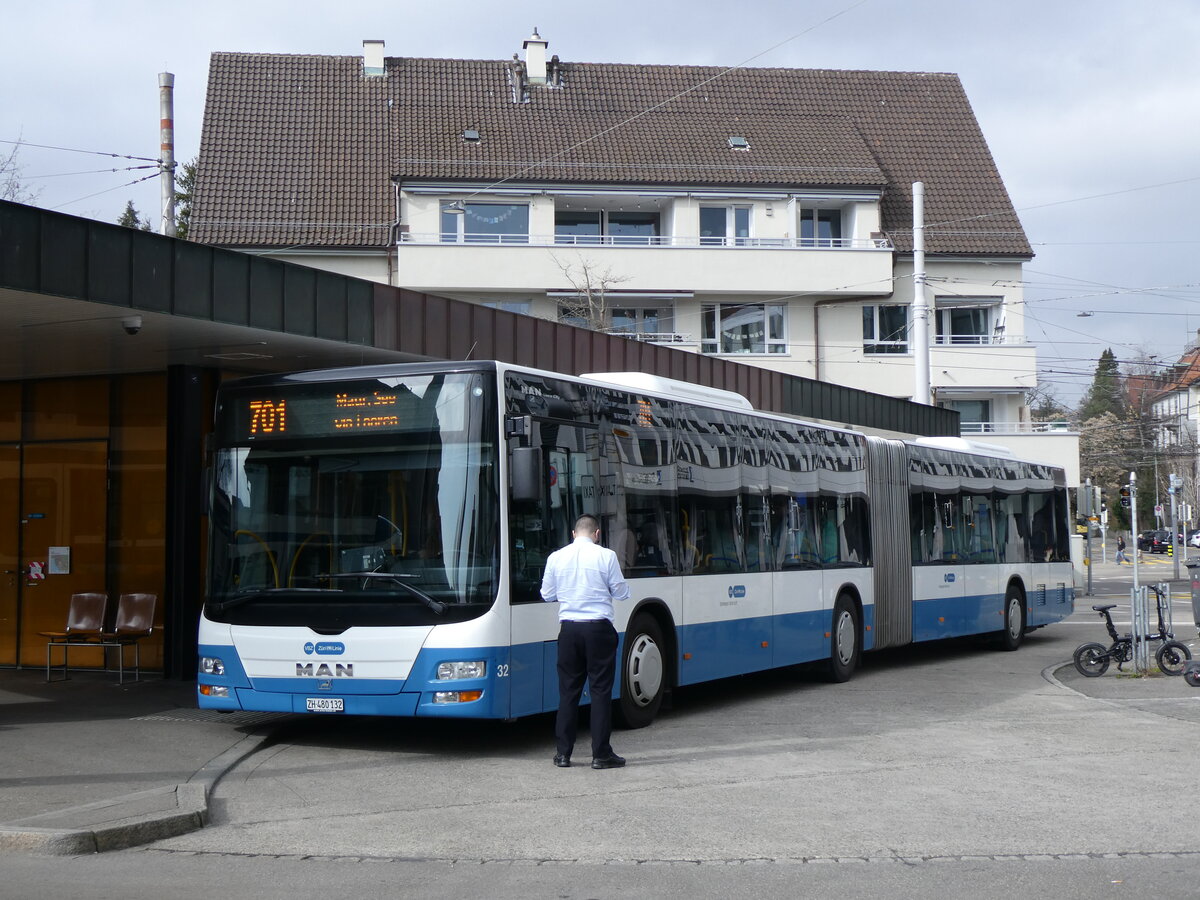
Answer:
[{"xmin": 132, "ymin": 708, "xmax": 292, "ymax": 727}]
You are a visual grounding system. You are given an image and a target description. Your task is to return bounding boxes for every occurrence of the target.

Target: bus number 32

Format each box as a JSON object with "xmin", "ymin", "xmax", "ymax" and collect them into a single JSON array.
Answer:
[{"xmin": 495, "ymin": 664, "xmax": 509, "ymax": 678}]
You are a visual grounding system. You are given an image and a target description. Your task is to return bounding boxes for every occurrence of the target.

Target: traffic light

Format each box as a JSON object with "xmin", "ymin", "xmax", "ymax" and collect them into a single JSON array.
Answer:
[
  {"xmin": 1119, "ymin": 486, "xmax": 1131, "ymax": 508},
  {"xmin": 1099, "ymin": 488, "xmax": 1108, "ymax": 513}
]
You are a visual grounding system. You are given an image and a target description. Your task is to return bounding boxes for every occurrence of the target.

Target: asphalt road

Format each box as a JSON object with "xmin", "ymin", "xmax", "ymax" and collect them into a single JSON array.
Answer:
[{"xmin": 9, "ymin": 561, "xmax": 1200, "ymax": 898}]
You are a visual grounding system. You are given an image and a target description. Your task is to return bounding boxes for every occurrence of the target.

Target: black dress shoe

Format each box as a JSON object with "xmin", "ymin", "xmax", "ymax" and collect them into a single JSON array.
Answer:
[
  {"xmin": 591, "ymin": 753, "xmax": 626, "ymax": 770},
  {"xmin": 553, "ymin": 754, "xmax": 571, "ymax": 767}
]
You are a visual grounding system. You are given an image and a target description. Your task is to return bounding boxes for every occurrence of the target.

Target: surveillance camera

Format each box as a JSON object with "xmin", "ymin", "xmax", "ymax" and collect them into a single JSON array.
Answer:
[{"xmin": 122, "ymin": 315, "xmax": 143, "ymax": 336}]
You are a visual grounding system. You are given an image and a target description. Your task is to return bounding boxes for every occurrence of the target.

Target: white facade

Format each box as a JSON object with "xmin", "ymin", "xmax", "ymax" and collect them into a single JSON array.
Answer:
[{"xmin": 260, "ymin": 181, "xmax": 1079, "ymax": 481}]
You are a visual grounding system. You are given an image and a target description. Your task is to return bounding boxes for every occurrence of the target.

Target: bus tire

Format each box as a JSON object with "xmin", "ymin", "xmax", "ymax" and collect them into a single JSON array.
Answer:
[
  {"xmin": 615, "ymin": 613, "xmax": 667, "ymax": 729},
  {"xmin": 824, "ymin": 593, "xmax": 860, "ymax": 683},
  {"xmin": 997, "ymin": 585, "xmax": 1025, "ymax": 651}
]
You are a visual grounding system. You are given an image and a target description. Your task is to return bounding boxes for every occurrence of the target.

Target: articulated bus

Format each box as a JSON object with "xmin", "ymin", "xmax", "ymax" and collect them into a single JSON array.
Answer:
[{"xmin": 197, "ymin": 361, "xmax": 1074, "ymax": 725}]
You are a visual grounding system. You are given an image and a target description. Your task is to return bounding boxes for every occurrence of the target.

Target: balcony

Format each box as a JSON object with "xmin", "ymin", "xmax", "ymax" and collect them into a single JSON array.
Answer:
[
  {"xmin": 959, "ymin": 421, "xmax": 1074, "ymax": 435},
  {"xmin": 394, "ymin": 232, "xmax": 894, "ymax": 296}
]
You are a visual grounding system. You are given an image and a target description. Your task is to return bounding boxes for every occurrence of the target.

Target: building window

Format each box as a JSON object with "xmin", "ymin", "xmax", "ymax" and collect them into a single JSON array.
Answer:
[
  {"xmin": 701, "ymin": 303, "xmax": 786, "ymax": 354},
  {"xmin": 934, "ymin": 298, "xmax": 1002, "ymax": 345},
  {"xmin": 478, "ymin": 300, "xmax": 531, "ymax": 316},
  {"xmin": 700, "ymin": 206, "xmax": 751, "ymax": 246},
  {"xmin": 939, "ymin": 399, "xmax": 992, "ymax": 432},
  {"xmin": 554, "ymin": 210, "xmax": 661, "ymax": 245},
  {"xmin": 440, "ymin": 202, "xmax": 529, "ymax": 243},
  {"xmin": 799, "ymin": 208, "xmax": 842, "ymax": 246},
  {"xmin": 863, "ymin": 305, "xmax": 909, "ymax": 354},
  {"xmin": 610, "ymin": 306, "xmax": 675, "ymax": 339}
]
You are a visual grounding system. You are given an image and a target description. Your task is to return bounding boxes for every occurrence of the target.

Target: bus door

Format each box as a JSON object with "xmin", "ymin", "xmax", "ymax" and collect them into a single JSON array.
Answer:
[
  {"xmin": 507, "ymin": 420, "xmax": 602, "ymax": 717},
  {"xmin": 913, "ymin": 492, "xmax": 966, "ymax": 642}
]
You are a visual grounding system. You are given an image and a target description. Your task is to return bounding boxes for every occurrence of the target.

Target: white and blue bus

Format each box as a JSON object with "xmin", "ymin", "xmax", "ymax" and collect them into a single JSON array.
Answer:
[{"xmin": 197, "ymin": 361, "xmax": 1074, "ymax": 725}]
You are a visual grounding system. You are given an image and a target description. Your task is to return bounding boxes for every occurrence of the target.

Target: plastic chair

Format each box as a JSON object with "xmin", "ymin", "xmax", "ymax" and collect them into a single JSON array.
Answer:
[
  {"xmin": 101, "ymin": 593, "xmax": 157, "ymax": 683},
  {"xmin": 40, "ymin": 592, "xmax": 110, "ymax": 681}
]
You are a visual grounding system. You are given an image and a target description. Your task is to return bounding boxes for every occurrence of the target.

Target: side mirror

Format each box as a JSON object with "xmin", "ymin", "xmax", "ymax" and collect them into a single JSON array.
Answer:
[{"xmin": 511, "ymin": 447, "xmax": 544, "ymax": 504}]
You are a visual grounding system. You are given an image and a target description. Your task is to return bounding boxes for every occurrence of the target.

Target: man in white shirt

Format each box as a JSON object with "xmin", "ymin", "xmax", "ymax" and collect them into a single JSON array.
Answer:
[{"xmin": 541, "ymin": 514, "xmax": 631, "ymax": 769}]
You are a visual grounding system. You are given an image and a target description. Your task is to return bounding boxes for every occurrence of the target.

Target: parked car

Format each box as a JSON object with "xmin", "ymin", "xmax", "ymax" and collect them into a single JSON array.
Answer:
[
  {"xmin": 1189, "ymin": 530, "xmax": 1200, "ymax": 549},
  {"xmin": 1137, "ymin": 530, "xmax": 1172, "ymax": 553}
]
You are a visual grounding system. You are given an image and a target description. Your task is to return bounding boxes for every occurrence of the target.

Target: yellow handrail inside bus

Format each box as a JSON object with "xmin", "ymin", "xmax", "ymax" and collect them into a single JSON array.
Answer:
[{"xmin": 288, "ymin": 532, "xmax": 333, "ymax": 587}]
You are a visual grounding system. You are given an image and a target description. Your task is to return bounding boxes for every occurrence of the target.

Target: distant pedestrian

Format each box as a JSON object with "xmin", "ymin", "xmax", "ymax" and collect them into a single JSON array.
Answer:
[
  {"xmin": 541, "ymin": 514, "xmax": 631, "ymax": 770},
  {"xmin": 1116, "ymin": 534, "xmax": 1128, "ymax": 565}
]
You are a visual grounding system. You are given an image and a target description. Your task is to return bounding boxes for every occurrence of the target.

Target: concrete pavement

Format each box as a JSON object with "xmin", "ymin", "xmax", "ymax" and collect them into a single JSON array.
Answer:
[
  {"xmin": 0, "ymin": 669, "xmax": 290, "ymax": 853},
  {"xmin": 2, "ymin": 543, "xmax": 1198, "ymax": 857}
]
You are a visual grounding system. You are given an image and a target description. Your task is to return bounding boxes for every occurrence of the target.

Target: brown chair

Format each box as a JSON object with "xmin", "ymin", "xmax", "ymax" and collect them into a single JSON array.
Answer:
[
  {"xmin": 40, "ymin": 592, "xmax": 110, "ymax": 681},
  {"xmin": 101, "ymin": 593, "xmax": 157, "ymax": 683}
]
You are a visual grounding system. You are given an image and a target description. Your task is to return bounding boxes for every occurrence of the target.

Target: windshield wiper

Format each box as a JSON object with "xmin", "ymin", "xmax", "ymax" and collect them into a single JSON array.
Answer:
[
  {"xmin": 209, "ymin": 587, "xmax": 344, "ymax": 614},
  {"xmin": 317, "ymin": 572, "xmax": 447, "ymax": 615}
]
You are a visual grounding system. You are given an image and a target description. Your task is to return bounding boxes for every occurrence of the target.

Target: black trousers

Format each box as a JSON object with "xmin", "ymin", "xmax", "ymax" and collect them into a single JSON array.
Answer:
[{"xmin": 555, "ymin": 618, "xmax": 619, "ymax": 758}]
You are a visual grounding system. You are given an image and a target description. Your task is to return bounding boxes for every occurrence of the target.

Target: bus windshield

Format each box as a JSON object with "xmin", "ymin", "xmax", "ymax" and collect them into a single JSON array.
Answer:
[{"xmin": 205, "ymin": 371, "xmax": 499, "ymax": 628}]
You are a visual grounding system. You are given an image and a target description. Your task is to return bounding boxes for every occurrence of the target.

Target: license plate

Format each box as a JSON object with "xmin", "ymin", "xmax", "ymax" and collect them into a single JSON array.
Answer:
[{"xmin": 306, "ymin": 697, "xmax": 344, "ymax": 713}]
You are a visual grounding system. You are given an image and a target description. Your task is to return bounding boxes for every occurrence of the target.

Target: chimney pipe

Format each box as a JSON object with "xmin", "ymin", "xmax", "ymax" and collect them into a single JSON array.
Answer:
[
  {"xmin": 523, "ymin": 28, "xmax": 548, "ymax": 84},
  {"xmin": 158, "ymin": 72, "xmax": 176, "ymax": 238},
  {"xmin": 362, "ymin": 40, "xmax": 385, "ymax": 77}
]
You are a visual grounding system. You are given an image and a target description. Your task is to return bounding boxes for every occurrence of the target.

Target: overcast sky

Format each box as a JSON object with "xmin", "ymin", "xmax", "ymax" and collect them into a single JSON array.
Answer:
[{"xmin": 3, "ymin": 0, "xmax": 1198, "ymax": 406}]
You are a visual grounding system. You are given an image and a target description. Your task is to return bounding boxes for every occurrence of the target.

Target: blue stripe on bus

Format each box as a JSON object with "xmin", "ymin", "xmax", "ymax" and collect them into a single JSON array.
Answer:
[{"xmin": 198, "ymin": 589, "xmax": 1068, "ymax": 717}]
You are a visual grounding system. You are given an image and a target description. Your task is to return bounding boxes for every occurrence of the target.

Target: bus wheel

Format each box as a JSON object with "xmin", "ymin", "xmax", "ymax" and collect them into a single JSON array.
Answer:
[
  {"xmin": 997, "ymin": 586, "xmax": 1025, "ymax": 651},
  {"xmin": 824, "ymin": 594, "xmax": 860, "ymax": 683},
  {"xmin": 616, "ymin": 614, "xmax": 666, "ymax": 729}
]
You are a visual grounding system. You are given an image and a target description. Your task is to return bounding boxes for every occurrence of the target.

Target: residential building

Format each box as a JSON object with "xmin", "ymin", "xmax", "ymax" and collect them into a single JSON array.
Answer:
[
  {"xmin": 1149, "ymin": 335, "xmax": 1200, "ymax": 512},
  {"xmin": 190, "ymin": 30, "xmax": 1077, "ymax": 480}
]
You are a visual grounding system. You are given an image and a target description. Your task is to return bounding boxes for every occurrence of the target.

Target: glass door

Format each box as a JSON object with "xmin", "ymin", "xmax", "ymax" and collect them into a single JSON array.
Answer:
[
  {"xmin": 0, "ymin": 446, "xmax": 19, "ymax": 666},
  {"xmin": 17, "ymin": 441, "xmax": 109, "ymax": 667}
]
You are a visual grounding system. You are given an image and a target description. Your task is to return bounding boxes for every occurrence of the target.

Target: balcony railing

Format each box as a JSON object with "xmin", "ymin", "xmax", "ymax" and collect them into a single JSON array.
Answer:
[
  {"xmin": 402, "ymin": 233, "xmax": 892, "ymax": 250},
  {"xmin": 603, "ymin": 331, "xmax": 693, "ymax": 344},
  {"xmin": 960, "ymin": 421, "xmax": 1075, "ymax": 435}
]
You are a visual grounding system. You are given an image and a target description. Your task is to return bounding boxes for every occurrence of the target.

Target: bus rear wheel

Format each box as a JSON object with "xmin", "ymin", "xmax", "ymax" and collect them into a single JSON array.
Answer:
[
  {"xmin": 996, "ymin": 586, "xmax": 1025, "ymax": 651},
  {"xmin": 824, "ymin": 594, "xmax": 860, "ymax": 683},
  {"xmin": 616, "ymin": 613, "xmax": 667, "ymax": 729}
]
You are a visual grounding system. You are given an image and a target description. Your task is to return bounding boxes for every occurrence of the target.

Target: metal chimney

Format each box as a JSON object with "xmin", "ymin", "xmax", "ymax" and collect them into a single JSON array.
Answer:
[
  {"xmin": 523, "ymin": 28, "xmax": 548, "ymax": 84},
  {"xmin": 159, "ymin": 72, "xmax": 176, "ymax": 237},
  {"xmin": 362, "ymin": 40, "xmax": 386, "ymax": 77}
]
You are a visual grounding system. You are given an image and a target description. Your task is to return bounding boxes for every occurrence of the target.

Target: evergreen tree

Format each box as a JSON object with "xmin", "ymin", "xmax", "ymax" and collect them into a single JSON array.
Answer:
[
  {"xmin": 174, "ymin": 156, "xmax": 196, "ymax": 240},
  {"xmin": 117, "ymin": 200, "xmax": 152, "ymax": 231},
  {"xmin": 1077, "ymin": 349, "xmax": 1125, "ymax": 422}
]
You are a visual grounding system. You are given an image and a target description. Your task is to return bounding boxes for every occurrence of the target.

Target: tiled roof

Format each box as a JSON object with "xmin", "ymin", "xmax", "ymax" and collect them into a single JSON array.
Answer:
[
  {"xmin": 192, "ymin": 52, "xmax": 1031, "ymax": 256},
  {"xmin": 1151, "ymin": 345, "xmax": 1200, "ymax": 400}
]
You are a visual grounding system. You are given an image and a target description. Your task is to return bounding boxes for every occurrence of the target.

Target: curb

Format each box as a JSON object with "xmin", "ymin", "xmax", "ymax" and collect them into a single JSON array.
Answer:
[{"xmin": 0, "ymin": 729, "xmax": 278, "ymax": 855}]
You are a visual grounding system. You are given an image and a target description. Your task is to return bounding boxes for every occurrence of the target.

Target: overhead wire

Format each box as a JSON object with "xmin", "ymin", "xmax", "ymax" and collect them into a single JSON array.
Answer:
[
  {"xmin": 50, "ymin": 171, "xmax": 161, "ymax": 211},
  {"xmin": 0, "ymin": 137, "xmax": 160, "ymax": 163}
]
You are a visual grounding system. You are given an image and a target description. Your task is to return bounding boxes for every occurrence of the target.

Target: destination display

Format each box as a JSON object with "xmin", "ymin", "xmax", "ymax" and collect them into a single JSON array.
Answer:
[{"xmin": 222, "ymin": 378, "xmax": 449, "ymax": 442}]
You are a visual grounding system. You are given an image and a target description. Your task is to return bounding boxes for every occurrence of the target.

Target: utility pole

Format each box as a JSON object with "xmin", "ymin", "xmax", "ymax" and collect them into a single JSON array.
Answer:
[
  {"xmin": 1084, "ymin": 477, "xmax": 1093, "ymax": 596},
  {"xmin": 159, "ymin": 72, "xmax": 177, "ymax": 237},
  {"xmin": 1170, "ymin": 473, "xmax": 1181, "ymax": 580},
  {"xmin": 911, "ymin": 182, "xmax": 931, "ymax": 405},
  {"xmin": 1129, "ymin": 472, "xmax": 1150, "ymax": 673}
]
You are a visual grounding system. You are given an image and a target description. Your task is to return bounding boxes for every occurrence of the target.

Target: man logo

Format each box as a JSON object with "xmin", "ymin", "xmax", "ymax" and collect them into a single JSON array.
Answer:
[{"xmin": 296, "ymin": 663, "xmax": 354, "ymax": 677}]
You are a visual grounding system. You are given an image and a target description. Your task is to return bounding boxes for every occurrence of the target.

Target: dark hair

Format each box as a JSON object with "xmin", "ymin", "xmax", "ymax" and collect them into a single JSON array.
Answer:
[{"xmin": 574, "ymin": 514, "xmax": 600, "ymax": 535}]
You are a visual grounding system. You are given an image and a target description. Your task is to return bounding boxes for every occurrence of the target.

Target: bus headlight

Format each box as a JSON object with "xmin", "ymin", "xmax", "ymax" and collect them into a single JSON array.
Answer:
[
  {"xmin": 437, "ymin": 660, "xmax": 486, "ymax": 680},
  {"xmin": 199, "ymin": 684, "xmax": 229, "ymax": 698},
  {"xmin": 200, "ymin": 656, "xmax": 226, "ymax": 676}
]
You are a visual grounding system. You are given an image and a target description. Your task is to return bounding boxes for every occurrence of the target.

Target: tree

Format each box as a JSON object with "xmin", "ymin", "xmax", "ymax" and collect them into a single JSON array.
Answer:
[
  {"xmin": 1078, "ymin": 410, "xmax": 1137, "ymax": 531},
  {"xmin": 1, "ymin": 140, "xmax": 40, "ymax": 204},
  {"xmin": 1077, "ymin": 349, "xmax": 1125, "ymax": 422},
  {"xmin": 116, "ymin": 200, "xmax": 152, "ymax": 231},
  {"xmin": 552, "ymin": 253, "xmax": 631, "ymax": 332},
  {"xmin": 1027, "ymin": 383, "xmax": 1069, "ymax": 421},
  {"xmin": 175, "ymin": 156, "xmax": 196, "ymax": 240}
]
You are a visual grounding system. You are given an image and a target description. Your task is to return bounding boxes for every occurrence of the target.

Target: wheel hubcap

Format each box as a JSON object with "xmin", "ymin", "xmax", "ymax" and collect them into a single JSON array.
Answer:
[
  {"xmin": 626, "ymin": 634, "xmax": 663, "ymax": 707},
  {"xmin": 1007, "ymin": 597, "xmax": 1022, "ymax": 640},
  {"xmin": 835, "ymin": 610, "xmax": 856, "ymax": 665}
]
